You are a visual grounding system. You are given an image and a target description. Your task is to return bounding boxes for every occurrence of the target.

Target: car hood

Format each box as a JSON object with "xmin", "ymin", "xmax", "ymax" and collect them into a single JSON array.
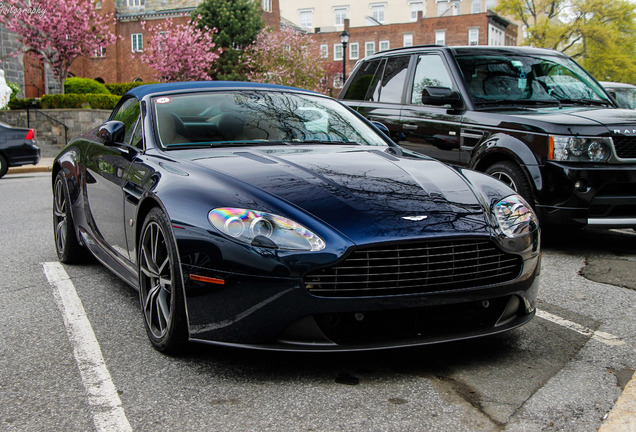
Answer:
[
  {"xmin": 185, "ymin": 146, "xmax": 492, "ymax": 245},
  {"xmin": 480, "ymin": 106, "xmax": 636, "ymax": 133}
]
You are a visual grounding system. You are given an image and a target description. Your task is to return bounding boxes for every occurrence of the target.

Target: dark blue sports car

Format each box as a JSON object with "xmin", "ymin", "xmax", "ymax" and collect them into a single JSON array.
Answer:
[{"xmin": 53, "ymin": 82, "xmax": 540, "ymax": 354}]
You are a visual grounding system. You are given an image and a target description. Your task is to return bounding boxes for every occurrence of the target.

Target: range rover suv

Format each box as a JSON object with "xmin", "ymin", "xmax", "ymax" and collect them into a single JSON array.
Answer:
[{"xmin": 339, "ymin": 45, "xmax": 636, "ymax": 229}]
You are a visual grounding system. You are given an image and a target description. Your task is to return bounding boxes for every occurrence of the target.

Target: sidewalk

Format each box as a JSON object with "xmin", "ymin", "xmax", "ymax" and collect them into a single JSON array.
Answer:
[{"xmin": 7, "ymin": 157, "xmax": 55, "ymax": 175}]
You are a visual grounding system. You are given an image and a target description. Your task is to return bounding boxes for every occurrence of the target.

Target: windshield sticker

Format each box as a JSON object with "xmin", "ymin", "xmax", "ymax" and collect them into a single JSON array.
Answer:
[
  {"xmin": 518, "ymin": 72, "xmax": 527, "ymax": 89},
  {"xmin": 511, "ymin": 60, "xmax": 524, "ymax": 68},
  {"xmin": 155, "ymin": 97, "xmax": 172, "ymax": 104}
]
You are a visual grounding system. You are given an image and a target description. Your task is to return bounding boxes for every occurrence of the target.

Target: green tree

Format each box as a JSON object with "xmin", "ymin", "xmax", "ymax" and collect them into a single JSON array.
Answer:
[
  {"xmin": 192, "ymin": 0, "xmax": 264, "ymax": 81},
  {"xmin": 496, "ymin": 0, "xmax": 636, "ymax": 83}
]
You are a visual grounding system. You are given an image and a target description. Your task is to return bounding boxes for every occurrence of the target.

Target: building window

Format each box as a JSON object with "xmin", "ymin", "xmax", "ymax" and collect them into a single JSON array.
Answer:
[
  {"xmin": 371, "ymin": 3, "xmax": 386, "ymax": 23},
  {"xmin": 468, "ymin": 28, "xmax": 479, "ymax": 45},
  {"xmin": 437, "ymin": 0, "xmax": 447, "ymax": 16},
  {"xmin": 334, "ymin": 43, "xmax": 344, "ymax": 61},
  {"xmin": 93, "ymin": 46, "xmax": 105, "ymax": 58},
  {"xmin": 489, "ymin": 24, "xmax": 505, "ymax": 45},
  {"xmin": 94, "ymin": 1, "xmax": 102, "ymax": 9},
  {"xmin": 379, "ymin": 40, "xmax": 390, "ymax": 51},
  {"xmin": 350, "ymin": 42, "xmax": 359, "ymax": 60},
  {"xmin": 410, "ymin": 2, "xmax": 424, "ymax": 20},
  {"xmin": 472, "ymin": 0, "xmax": 482, "ymax": 13},
  {"xmin": 334, "ymin": 7, "xmax": 348, "ymax": 26},
  {"xmin": 127, "ymin": 0, "xmax": 144, "ymax": 7},
  {"xmin": 403, "ymin": 33, "xmax": 413, "ymax": 47},
  {"xmin": 299, "ymin": 9, "xmax": 313, "ymax": 28},
  {"xmin": 365, "ymin": 41, "xmax": 375, "ymax": 57},
  {"xmin": 262, "ymin": 0, "xmax": 272, "ymax": 12},
  {"xmin": 131, "ymin": 33, "xmax": 143, "ymax": 52},
  {"xmin": 320, "ymin": 44, "xmax": 328, "ymax": 58},
  {"xmin": 435, "ymin": 30, "xmax": 446, "ymax": 45}
]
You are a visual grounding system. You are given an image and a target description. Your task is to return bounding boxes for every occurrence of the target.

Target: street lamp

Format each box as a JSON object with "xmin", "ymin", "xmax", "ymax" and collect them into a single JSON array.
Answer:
[{"xmin": 339, "ymin": 30, "xmax": 349, "ymax": 85}]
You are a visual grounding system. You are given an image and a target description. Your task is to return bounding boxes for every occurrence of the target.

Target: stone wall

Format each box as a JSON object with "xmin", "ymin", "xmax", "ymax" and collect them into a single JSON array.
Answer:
[{"xmin": 0, "ymin": 109, "xmax": 111, "ymax": 148}]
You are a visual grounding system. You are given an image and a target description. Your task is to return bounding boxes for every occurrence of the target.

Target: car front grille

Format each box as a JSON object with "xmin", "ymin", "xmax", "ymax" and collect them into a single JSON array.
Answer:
[
  {"xmin": 612, "ymin": 136, "xmax": 636, "ymax": 159},
  {"xmin": 304, "ymin": 240, "xmax": 522, "ymax": 297}
]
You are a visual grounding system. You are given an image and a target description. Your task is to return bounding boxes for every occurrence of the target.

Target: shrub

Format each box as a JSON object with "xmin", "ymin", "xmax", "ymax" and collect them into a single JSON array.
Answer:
[
  {"xmin": 105, "ymin": 81, "xmax": 159, "ymax": 96},
  {"xmin": 41, "ymin": 94, "xmax": 120, "ymax": 109},
  {"xmin": 64, "ymin": 77, "xmax": 111, "ymax": 95},
  {"xmin": 7, "ymin": 98, "xmax": 41, "ymax": 109}
]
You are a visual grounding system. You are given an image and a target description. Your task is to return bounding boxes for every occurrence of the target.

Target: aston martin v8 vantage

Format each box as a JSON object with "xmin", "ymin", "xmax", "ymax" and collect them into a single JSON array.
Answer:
[{"xmin": 52, "ymin": 82, "xmax": 540, "ymax": 354}]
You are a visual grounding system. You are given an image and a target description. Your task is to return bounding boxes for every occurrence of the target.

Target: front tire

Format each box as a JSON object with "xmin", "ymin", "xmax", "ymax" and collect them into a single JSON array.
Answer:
[
  {"xmin": 485, "ymin": 161, "xmax": 533, "ymax": 205},
  {"xmin": 53, "ymin": 171, "xmax": 85, "ymax": 263},
  {"xmin": 138, "ymin": 208, "xmax": 188, "ymax": 354}
]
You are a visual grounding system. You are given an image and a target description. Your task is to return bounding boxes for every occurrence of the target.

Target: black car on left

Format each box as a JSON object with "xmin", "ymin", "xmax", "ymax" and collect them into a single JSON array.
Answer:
[
  {"xmin": 52, "ymin": 81, "xmax": 540, "ymax": 354},
  {"xmin": 0, "ymin": 122, "xmax": 40, "ymax": 178}
]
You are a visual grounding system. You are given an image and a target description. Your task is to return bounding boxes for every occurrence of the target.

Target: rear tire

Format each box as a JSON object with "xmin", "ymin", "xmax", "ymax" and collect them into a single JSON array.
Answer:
[
  {"xmin": 485, "ymin": 161, "xmax": 534, "ymax": 205},
  {"xmin": 53, "ymin": 171, "xmax": 85, "ymax": 263},
  {"xmin": 138, "ymin": 208, "xmax": 188, "ymax": 354},
  {"xmin": 0, "ymin": 154, "xmax": 8, "ymax": 178}
]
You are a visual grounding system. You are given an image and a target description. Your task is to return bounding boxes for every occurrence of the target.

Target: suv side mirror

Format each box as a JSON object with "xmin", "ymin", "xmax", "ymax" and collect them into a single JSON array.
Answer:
[
  {"xmin": 422, "ymin": 86, "xmax": 461, "ymax": 107},
  {"xmin": 97, "ymin": 121, "xmax": 125, "ymax": 145}
]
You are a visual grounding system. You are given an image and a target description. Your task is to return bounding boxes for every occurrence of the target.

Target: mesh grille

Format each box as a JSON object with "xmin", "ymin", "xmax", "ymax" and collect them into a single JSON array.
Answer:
[
  {"xmin": 612, "ymin": 136, "xmax": 636, "ymax": 160},
  {"xmin": 304, "ymin": 240, "xmax": 522, "ymax": 297}
]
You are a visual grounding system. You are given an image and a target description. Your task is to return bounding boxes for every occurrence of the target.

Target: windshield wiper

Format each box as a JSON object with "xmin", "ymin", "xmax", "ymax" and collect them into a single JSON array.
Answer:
[
  {"xmin": 554, "ymin": 98, "xmax": 612, "ymax": 107},
  {"xmin": 283, "ymin": 140, "xmax": 362, "ymax": 145}
]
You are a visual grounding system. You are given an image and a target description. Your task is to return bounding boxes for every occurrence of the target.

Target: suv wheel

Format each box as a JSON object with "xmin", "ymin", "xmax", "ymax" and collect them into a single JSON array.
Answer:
[{"xmin": 485, "ymin": 161, "xmax": 533, "ymax": 204}]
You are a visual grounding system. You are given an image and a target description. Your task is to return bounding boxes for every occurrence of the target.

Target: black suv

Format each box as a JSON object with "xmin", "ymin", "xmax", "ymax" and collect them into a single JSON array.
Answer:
[{"xmin": 339, "ymin": 45, "xmax": 636, "ymax": 228}]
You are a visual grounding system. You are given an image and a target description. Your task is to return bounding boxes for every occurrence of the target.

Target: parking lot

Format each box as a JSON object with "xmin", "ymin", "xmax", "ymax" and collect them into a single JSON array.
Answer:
[{"xmin": 1, "ymin": 171, "xmax": 634, "ymax": 431}]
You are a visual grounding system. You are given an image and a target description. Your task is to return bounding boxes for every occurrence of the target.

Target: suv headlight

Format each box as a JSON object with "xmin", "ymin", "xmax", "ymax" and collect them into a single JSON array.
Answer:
[
  {"xmin": 549, "ymin": 136, "xmax": 612, "ymax": 162},
  {"xmin": 209, "ymin": 208, "xmax": 326, "ymax": 251},
  {"xmin": 493, "ymin": 195, "xmax": 538, "ymax": 238}
]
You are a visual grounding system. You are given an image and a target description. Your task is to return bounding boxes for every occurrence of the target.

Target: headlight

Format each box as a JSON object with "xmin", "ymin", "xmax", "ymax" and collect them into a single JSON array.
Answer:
[
  {"xmin": 549, "ymin": 136, "xmax": 612, "ymax": 162},
  {"xmin": 493, "ymin": 195, "xmax": 538, "ymax": 238},
  {"xmin": 208, "ymin": 208, "xmax": 326, "ymax": 251}
]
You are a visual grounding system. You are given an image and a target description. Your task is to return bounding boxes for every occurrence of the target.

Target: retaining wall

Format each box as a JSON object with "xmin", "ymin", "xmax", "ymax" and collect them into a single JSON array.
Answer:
[{"xmin": 0, "ymin": 109, "xmax": 111, "ymax": 148}]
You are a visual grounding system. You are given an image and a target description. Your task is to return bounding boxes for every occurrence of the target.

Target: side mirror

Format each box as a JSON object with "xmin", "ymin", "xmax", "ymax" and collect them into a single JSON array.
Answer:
[
  {"xmin": 97, "ymin": 121, "xmax": 125, "ymax": 145},
  {"xmin": 421, "ymin": 86, "xmax": 462, "ymax": 107},
  {"xmin": 372, "ymin": 121, "xmax": 391, "ymax": 136}
]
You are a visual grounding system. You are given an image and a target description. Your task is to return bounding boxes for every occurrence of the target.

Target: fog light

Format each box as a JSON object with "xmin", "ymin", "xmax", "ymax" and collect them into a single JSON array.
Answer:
[{"xmin": 574, "ymin": 180, "xmax": 590, "ymax": 193}]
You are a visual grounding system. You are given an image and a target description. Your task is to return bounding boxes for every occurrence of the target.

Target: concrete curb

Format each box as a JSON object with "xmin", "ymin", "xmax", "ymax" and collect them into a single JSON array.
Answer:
[
  {"xmin": 599, "ymin": 375, "xmax": 636, "ymax": 432},
  {"xmin": 6, "ymin": 158, "xmax": 55, "ymax": 175}
]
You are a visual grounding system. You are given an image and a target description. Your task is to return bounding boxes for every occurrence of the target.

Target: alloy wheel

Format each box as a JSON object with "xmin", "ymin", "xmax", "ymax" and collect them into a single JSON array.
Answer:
[
  {"xmin": 490, "ymin": 171, "xmax": 518, "ymax": 192},
  {"xmin": 139, "ymin": 221, "xmax": 173, "ymax": 339},
  {"xmin": 53, "ymin": 177, "xmax": 68, "ymax": 255}
]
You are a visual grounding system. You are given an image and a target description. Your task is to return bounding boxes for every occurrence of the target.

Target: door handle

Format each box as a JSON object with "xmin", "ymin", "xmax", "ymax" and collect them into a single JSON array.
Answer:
[{"xmin": 403, "ymin": 124, "xmax": 418, "ymax": 130}]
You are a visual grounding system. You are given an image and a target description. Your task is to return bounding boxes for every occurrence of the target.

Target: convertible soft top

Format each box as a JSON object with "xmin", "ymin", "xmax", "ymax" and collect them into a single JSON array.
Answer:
[{"xmin": 126, "ymin": 81, "xmax": 315, "ymax": 99}]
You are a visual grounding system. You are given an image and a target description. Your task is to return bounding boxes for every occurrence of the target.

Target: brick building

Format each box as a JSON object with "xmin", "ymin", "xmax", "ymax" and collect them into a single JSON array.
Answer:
[
  {"xmin": 312, "ymin": 10, "xmax": 516, "ymax": 85},
  {"xmin": 71, "ymin": 0, "xmax": 281, "ymax": 83},
  {"xmin": 0, "ymin": 0, "xmax": 281, "ymax": 95}
]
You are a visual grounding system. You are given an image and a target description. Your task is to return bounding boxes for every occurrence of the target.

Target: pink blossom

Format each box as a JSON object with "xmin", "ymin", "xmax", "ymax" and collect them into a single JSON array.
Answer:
[
  {"xmin": 136, "ymin": 18, "xmax": 221, "ymax": 82},
  {"xmin": 244, "ymin": 27, "xmax": 329, "ymax": 94},
  {"xmin": 0, "ymin": 0, "xmax": 117, "ymax": 93}
]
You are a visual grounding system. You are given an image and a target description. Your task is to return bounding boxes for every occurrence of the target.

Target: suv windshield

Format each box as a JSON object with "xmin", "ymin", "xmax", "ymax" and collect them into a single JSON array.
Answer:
[
  {"xmin": 455, "ymin": 52, "xmax": 612, "ymax": 107},
  {"xmin": 152, "ymin": 91, "xmax": 389, "ymax": 149}
]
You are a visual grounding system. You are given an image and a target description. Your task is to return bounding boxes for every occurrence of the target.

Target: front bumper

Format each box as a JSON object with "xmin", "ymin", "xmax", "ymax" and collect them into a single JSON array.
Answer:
[
  {"xmin": 536, "ymin": 162, "xmax": 636, "ymax": 228},
  {"xmin": 181, "ymin": 253, "xmax": 540, "ymax": 351}
]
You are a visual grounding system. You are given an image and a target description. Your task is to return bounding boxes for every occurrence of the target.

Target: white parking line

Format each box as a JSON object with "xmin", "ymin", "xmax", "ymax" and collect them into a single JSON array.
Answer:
[
  {"xmin": 536, "ymin": 309, "xmax": 625, "ymax": 346},
  {"xmin": 43, "ymin": 262, "xmax": 132, "ymax": 432}
]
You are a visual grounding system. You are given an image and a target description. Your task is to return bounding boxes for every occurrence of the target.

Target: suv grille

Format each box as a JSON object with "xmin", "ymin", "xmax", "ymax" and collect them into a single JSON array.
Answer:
[
  {"xmin": 304, "ymin": 240, "xmax": 522, "ymax": 297},
  {"xmin": 612, "ymin": 136, "xmax": 636, "ymax": 159}
]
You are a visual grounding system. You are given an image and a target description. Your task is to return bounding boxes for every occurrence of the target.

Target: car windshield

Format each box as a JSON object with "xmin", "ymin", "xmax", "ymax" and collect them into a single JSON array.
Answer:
[
  {"xmin": 152, "ymin": 90, "xmax": 389, "ymax": 149},
  {"xmin": 455, "ymin": 52, "xmax": 612, "ymax": 107}
]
